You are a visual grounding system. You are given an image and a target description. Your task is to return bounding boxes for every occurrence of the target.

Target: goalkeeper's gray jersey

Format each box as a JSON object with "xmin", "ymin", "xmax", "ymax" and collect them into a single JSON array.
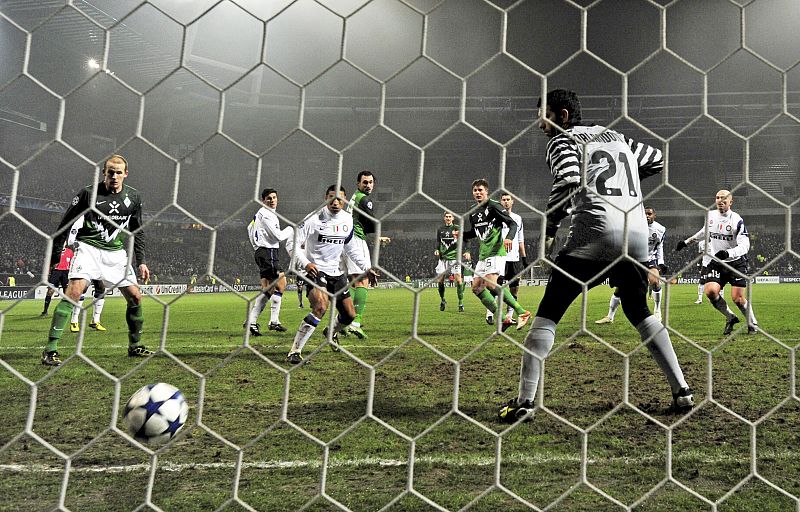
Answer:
[{"xmin": 545, "ymin": 125, "xmax": 663, "ymax": 262}]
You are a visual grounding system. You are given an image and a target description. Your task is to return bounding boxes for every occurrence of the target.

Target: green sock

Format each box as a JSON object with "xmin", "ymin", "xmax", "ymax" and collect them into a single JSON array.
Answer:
[
  {"xmin": 352, "ymin": 286, "xmax": 368, "ymax": 324},
  {"xmin": 457, "ymin": 283, "xmax": 464, "ymax": 305},
  {"xmin": 46, "ymin": 300, "xmax": 74, "ymax": 352},
  {"xmin": 502, "ymin": 287, "xmax": 526, "ymax": 315},
  {"xmin": 438, "ymin": 282, "xmax": 446, "ymax": 300},
  {"xmin": 126, "ymin": 303, "xmax": 144, "ymax": 346},
  {"xmin": 477, "ymin": 289, "xmax": 499, "ymax": 313}
]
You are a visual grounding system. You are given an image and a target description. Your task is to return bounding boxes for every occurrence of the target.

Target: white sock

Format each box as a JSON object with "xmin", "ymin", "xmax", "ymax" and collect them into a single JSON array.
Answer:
[
  {"xmin": 71, "ymin": 296, "xmax": 85, "ymax": 323},
  {"xmin": 652, "ymin": 287, "xmax": 662, "ymax": 312},
  {"xmin": 636, "ymin": 316, "xmax": 688, "ymax": 394},
  {"xmin": 269, "ymin": 292, "xmax": 283, "ymax": 324},
  {"xmin": 93, "ymin": 297, "xmax": 105, "ymax": 323},
  {"xmin": 697, "ymin": 284, "xmax": 703, "ymax": 301},
  {"xmin": 737, "ymin": 299, "xmax": 758, "ymax": 327},
  {"xmin": 291, "ymin": 315, "xmax": 319, "ymax": 354},
  {"xmin": 518, "ymin": 317, "xmax": 556, "ymax": 402},
  {"xmin": 608, "ymin": 294, "xmax": 621, "ymax": 320},
  {"xmin": 248, "ymin": 292, "xmax": 269, "ymax": 324}
]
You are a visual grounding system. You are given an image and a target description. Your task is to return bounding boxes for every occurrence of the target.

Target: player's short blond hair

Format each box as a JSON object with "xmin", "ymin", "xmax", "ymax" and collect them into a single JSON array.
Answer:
[{"xmin": 104, "ymin": 154, "xmax": 128, "ymax": 171}]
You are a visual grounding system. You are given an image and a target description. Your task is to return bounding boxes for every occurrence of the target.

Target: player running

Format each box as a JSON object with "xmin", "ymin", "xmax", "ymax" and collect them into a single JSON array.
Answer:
[
  {"xmin": 499, "ymin": 193, "xmax": 528, "ymax": 324},
  {"xmin": 676, "ymin": 189, "xmax": 758, "ymax": 335},
  {"xmin": 461, "ymin": 179, "xmax": 530, "ymax": 331},
  {"xmin": 286, "ymin": 185, "xmax": 377, "ymax": 364},
  {"xmin": 40, "ymin": 155, "xmax": 152, "ymax": 366},
  {"xmin": 499, "ymin": 89, "xmax": 693, "ymax": 422},
  {"xmin": 435, "ymin": 211, "xmax": 465, "ymax": 312}
]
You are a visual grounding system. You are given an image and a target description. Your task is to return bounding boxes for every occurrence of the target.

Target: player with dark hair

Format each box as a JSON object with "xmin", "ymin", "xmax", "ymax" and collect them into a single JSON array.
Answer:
[
  {"xmin": 40, "ymin": 155, "xmax": 152, "ymax": 366},
  {"xmin": 286, "ymin": 185, "xmax": 377, "ymax": 364},
  {"xmin": 676, "ymin": 189, "xmax": 758, "ymax": 335},
  {"xmin": 461, "ymin": 179, "xmax": 530, "ymax": 331},
  {"xmin": 596, "ymin": 206, "xmax": 668, "ymax": 323},
  {"xmin": 435, "ymin": 211, "xmax": 465, "ymax": 312},
  {"xmin": 498, "ymin": 89, "xmax": 693, "ymax": 422},
  {"xmin": 245, "ymin": 188, "xmax": 294, "ymax": 336},
  {"xmin": 344, "ymin": 171, "xmax": 389, "ymax": 339},
  {"xmin": 499, "ymin": 193, "xmax": 528, "ymax": 324}
]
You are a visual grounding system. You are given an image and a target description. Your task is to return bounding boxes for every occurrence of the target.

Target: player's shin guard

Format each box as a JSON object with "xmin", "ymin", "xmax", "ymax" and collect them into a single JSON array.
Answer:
[
  {"xmin": 126, "ymin": 303, "xmax": 144, "ymax": 346},
  {"xmin": 47, "ymin": 300, "xmax": 74, "ymax": 351},
  {"xmin": 269, "ymin": 291, "xmax": 283, "ymax": 324},
  {"xmin": 736, "ymin": 299, "xmax": 758, "ymax": 327},
  {"xmin": 652, "ymin": 287, "xmax": 662, "ymax": 310},
  {"xmin": 608, "ymin": 294, "xmax": 621, "ymax": 320},
  {"xmin": 711, "ymin": 295, "xmax": 735, "ymax": 320},
  {"xmin": 291, "ymin": 314, "xmax": 319, "ymax": 354},
  {"xmin": 502, "ymin": 287, "xmax": 526, "ymax": 315},
  {"xmin": 351, "ymin": 286, "xmax": 368, "ymax": 326},
  {"xmin": 71, "ymin": 297, "xmax": 84, "ymax": 324},
  {"xmin": 93, "ymin": 291, "xmax": 105, "ymax": 323},
  {"xmin": 518, "ymin": 317, "xmax": 556, "ymax": 402},
  {"xmin": 476, "ymin": 289, "xmax": 499, "ymax": 313},
  {"xmin": 636, "ymin": 316, "xmax": 688, "ymax": 394}
]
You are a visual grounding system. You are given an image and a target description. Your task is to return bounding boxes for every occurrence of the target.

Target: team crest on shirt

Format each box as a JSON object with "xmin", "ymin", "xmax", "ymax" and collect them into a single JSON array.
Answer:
[{"xmin": 123, "ymin": 196, "xmax": 131, "ymax": 208}]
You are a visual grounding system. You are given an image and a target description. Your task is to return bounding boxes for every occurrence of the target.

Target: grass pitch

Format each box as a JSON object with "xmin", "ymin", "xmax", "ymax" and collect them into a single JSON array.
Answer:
[{"xmin": 1, "ymin": 284, "xmax": 798, "ymax": 511}]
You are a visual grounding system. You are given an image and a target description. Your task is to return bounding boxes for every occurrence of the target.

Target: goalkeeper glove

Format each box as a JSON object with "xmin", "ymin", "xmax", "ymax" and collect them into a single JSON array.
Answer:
[
  {"xmin": 658, "ymin": 264, "xmax": 669, "ymax": 275},
  {"xmin": 715, "ymin": 250, "xmax": 729, "ymax": 260},
  {"xmin": 521, "ymin": 256, "xmax": 528, "ymax": 268},
  {"xmin": 675, "ymin": 240, "xmax": 687, "ymax": 251},
  {"xmin": 544, "ymin": 236, "xmax": 555, "ymax": 258},
  {"xmin": 367, "ymin": 268, "xmax": 380, "ymax": 287}
]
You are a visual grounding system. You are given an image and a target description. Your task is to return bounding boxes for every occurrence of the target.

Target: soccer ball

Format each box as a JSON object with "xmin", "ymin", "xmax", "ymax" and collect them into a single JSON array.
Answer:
[{"xmin": 123, "ymin": 383, "xmax": 189, "ymax": 444}]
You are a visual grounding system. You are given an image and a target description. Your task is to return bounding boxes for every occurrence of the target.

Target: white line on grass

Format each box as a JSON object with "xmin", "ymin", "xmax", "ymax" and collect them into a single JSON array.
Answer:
[{"xmin": 2, "ymin": 450, "xmax": 797, "ymax": 474}]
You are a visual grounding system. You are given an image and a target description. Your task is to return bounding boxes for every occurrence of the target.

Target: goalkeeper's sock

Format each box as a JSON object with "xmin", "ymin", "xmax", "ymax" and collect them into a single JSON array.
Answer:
[
  {"xmin": 292, "ymin": 314, "xmax": 319, "ymax": 354},
  {"xmin": 352, "ymin": 286, "xmax": 368, "ymax": 325},
  {"xmin": 519, "ymin": 317, "xmax": 556, "ymax": 402},
  {"xmin": 47, "ymin": 300, "xmax": 74, "ymax": 351},
  {"xmin": 636, "ymin": 315, "xmax": 688, "ymax": 394},
  {"xmin": 269, "ymin": 291, "xmax": 283, "ymax": 324},
  {"xmin": 438, "ymin": 282, "xmax": 446, "ymax": 301},
  {"xmin": 126, "ymin": 303, "xmax": 144, "ymax": 346},
  {"xmin": 456, "ymin": 283, "xmax": 464, "ymax": 305}
]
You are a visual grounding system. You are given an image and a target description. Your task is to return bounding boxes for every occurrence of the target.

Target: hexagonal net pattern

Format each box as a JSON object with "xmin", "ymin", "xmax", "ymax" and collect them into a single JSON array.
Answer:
[{"xmin": 0, "ymin": 0, "xmax": 799, "ymax": 510}]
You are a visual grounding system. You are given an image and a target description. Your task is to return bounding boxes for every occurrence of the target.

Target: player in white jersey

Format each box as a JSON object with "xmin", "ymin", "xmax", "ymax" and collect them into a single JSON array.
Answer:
[
  {"xmin": 286, "ymin": 185, "xmax": 377, "ymax": 364},
  {"xmin": 499, "ymin": 89, "xmax": 693, "ymax": 423},
  {"xmin": 595, "ymin": 206, "xmax": 669, "ymax": 323},
  {"xmin": 246, "ymin": 188, "xmax": 294, "ymax": 336},
  {"xmin": 500, "ymin": 193, "xmax": 528, "ymax": 323},
  {"xmin": 676, "ymin": 189, "xmax": 758, "ymax": 335}
]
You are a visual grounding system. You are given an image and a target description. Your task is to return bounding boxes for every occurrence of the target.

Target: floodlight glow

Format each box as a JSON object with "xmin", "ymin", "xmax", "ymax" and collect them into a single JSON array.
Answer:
[{"xmin": 87, "ymin": 58, "xmax": 100, "ymax": 69}]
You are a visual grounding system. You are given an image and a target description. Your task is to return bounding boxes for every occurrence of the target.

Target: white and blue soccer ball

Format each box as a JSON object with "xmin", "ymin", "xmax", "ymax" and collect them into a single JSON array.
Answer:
[{"xmin": 123, "ymin": 383, "xmax": 189, "ymax": 444}]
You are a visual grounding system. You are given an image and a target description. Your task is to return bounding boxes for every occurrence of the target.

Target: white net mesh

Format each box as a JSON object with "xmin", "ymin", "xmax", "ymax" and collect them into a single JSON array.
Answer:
[{"xmin": 1, "ymin": 0, "xmax": 799, "ymax": 510}]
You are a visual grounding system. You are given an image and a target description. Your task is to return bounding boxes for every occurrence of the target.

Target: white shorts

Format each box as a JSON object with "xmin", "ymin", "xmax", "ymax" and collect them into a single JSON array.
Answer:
[
  {"xmin": 344, "ymin": 237, "xmax": 371, "ymax": 275},
  {"xmin": 69, "ymin": 242, "xmax": 138, "ymax": 288},
  {"xmin": 464, "ymin": 275, "xmax": 473, "ymax": 284},
  {"xmin": 475, "ymin": 256, "xmax": 505, "ymax": 277},
  {"xmin": 435, "ymin": 259, "xmax": 461, "ymax": 276}
]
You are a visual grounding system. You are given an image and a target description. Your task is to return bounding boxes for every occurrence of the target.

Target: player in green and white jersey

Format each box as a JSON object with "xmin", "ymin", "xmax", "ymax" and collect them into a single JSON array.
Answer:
[
  {"xmin": 461, "ymin": 179, "xmax": 530, "ymax": 331},
  {"xmin": 434, "ymin": 211, "xmax": 464, "ymax": 312},
  {"xmin": 344, "ymin": 171, "xmax": 390, "ymax": 339},
  {"xmin": 40, "ymin": 155, "xmax": 152, "ymax": 366}
]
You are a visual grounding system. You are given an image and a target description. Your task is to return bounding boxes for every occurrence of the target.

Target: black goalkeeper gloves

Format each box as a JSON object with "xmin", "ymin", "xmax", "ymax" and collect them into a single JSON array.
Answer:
[
  {"xmin": 675, "ymin": 240, "xmax": 687, "ymax": 251},
  {"xmin": 658, "ymin": 264, "xmax": 669, "ymax": 275},
  {"xmin": 715, "ymin": 250, "xmax": 729, "ymax": 260}
]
